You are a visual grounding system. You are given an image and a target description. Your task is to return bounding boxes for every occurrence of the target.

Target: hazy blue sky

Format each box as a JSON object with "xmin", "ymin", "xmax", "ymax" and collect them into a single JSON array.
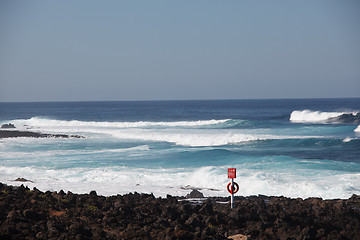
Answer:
[{"xmin": 1, "ymin": 1, "xmax": 359, "ymax": 102}]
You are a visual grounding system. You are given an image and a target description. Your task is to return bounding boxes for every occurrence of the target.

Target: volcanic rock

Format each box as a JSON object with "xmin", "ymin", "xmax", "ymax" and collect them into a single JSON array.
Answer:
[
  {"xmin": 1, "ymin": 123, "xmax": 15, "ymax": 129},
  {"xmin": 14, "ymin": 178, "xmax": 34, "ymax": 183},
  {"xmin": 0, "ymin": 183, "xmax": 360, "ymax": 239},
  {"xmin": 0, "ymin": 130, "xmax": 84, "ymax": 139},
  {"xmin": 186, "ymin": 189, "xmax": 205, "ymax": 198}
]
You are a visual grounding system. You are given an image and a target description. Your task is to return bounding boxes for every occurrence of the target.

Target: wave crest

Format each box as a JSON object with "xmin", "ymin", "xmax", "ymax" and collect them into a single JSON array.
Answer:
[
  {"xmin": 355, "ymin": 125, "xmax": 360, "ymax": 133},
  {"xmin": 12, "ymin": 117, "xmax": 232, "ymax": 129},
  {"xmin": 290, "ymin": 110, "xmax": 360, "ymax": 124}
]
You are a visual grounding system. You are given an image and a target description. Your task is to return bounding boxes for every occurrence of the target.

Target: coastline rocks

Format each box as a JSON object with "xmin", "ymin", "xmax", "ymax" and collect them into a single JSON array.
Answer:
[
  {"xmin": 0, "ymin": 183, "xmax": 359, "ymax": 239},
  {"xmin": 1, "ymin": 123, "xmax": 15, "ymax": 129},
  {"xmin": 186, "ymin": 189, "xmax": 205, "ymax": 198},
  {"xmin": 14, "ymin": 178, "xmax": 34, "ymax": 183},
  {"xmin": 0, "ymin": 130, "xmax": 84, "ymax": 139}
]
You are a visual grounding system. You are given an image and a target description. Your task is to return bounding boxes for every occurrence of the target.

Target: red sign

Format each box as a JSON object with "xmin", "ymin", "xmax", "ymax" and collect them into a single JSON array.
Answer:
[{"xmin": 228, "ymin": 168, "xmax": 236, "ymax": 179}]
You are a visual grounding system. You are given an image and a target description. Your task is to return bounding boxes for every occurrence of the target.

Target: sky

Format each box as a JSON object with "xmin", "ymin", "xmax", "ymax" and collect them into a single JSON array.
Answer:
[{"xmin": 1, "ymin": 0, "xmax": 359, "ymax": 102}]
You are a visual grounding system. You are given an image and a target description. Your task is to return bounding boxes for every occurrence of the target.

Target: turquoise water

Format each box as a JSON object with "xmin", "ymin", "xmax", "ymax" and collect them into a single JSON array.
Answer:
[{"xmin": 0, "ymin": 99, "xmax": 359, "ymax": 198}]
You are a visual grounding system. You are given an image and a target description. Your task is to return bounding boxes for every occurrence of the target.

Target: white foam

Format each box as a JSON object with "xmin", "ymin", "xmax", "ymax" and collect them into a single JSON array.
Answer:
[
  {"xmin": 1, "ymin": 165, "xmax": 359, "ymax": 199},
  {"xmin": 3, "ymin": 117, "xmax": 326, "ymax": 147},
  {"xmin": 343, "ymin": 137, "xmax": 354, "ymax": 143},
  {"xmin": 1, "ymin": 121, "xmax": 322, "ymax": 147},
  {"xmin": 10, "ymin": 117, "xmax": 230, "ymax": 129},
  {"xmin": 355, "ymin": 125, "xmax": 360, "ymax": 133},
  {"xmin": 106, "ymin": 128, "xmax": 321, "ymax": 147},
  {"xmin": 290, "ymin": 110, "xmax": 358, "ymax": 123}
]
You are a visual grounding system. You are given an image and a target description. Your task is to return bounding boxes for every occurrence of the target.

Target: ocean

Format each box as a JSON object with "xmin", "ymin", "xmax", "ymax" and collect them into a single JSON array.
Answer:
[{"xmin": 0, "ymin": 98, "xmax": 359, "ymax": 199}]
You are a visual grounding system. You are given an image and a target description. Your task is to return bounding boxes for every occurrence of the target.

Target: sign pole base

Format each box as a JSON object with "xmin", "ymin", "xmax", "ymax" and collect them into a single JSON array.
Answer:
[
  {"xmin": 227, "ymin": 168, "xmax": 237, "ymax": 209},
  {"xmin": 231, "ymin": 178, "xmax": 234, "ymax": 209}
]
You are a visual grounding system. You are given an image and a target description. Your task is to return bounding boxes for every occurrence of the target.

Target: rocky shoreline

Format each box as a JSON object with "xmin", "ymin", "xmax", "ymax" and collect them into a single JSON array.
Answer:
[
  {"xmin": 0, "ymin": 130, "xmax": 83, "ymax": 139},
  {"xmin": 1, "ymin": 183, "xmax": 359, "ymax": 239}
]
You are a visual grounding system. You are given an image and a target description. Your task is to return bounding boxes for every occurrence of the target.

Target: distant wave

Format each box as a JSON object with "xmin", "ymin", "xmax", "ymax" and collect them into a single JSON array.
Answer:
[
  {"xmin": 5, "ymin": 117, "xmax": 323, "ymax": 147},
  {"xmin": 355, "ymin": 125, "xmax": 360, "ymax": 133},
  {"xmin": 108, "ymin": 129, "xmax": 322, "ymax": 147},
  {"xmin": 11, "ymin": 117, "xmax": 232, "ymax": 129},
  {"xmin": 290, "ymin": 110, "xmax": 360, "ymax": 124},
  {"xmin": 343, "ymin": 137, "xmax": 354, "ymax": 143}
]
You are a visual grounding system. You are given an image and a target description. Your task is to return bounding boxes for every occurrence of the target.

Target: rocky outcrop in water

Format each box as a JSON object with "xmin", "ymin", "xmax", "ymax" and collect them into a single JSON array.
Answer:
[
  {"xmin": 1, "ymin": 123, "xmax": 16, "ymax": 129},
  {"xmin": 0, "ymin": 183, "xmax": 359, "ymax": 239},
  {"xmin": 186, "ymin": 189, "xmax": 205, "ymax": 199},
  {"xmin": 0, "ymin": 130, "xmax": 83, "ymax": 139}
]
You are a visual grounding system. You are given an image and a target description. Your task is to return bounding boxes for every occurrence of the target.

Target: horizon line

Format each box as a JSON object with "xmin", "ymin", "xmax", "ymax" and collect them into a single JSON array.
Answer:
[{"xmin": 1, "ymin": 97, "xmax": 359, "ymax": 104}]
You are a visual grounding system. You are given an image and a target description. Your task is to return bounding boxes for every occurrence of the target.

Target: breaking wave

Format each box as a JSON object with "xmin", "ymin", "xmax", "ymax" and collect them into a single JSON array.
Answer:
[
  {"xmin": 1, "ymin": 165, "xmax": 359, "ymax": 199},
  {"xmin": 4, "ymin": 117, "xmax": 325, "ymax": 147},
  {"xmin": 290, "ymin": 110, "xmax": 360, "ymax": 124},
  {"xmin": 355, "ymin": 125, "xmax": 360, "ymax": 133},
  {"xmin": 107, "ymin": 129, "xmax": 321, "ymax": 147},
  {"xmin": 10, "ymin": 117, "xmax": 232, "ymax": 129}
]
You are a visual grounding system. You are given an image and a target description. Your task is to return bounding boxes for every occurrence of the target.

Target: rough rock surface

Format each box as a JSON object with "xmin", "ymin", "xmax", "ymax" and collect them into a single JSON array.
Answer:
[
  {"xmin": 0, "ymin": 130, "xmax": 83, "ymax": 139},
  {"xmin": 1, "ymin": 123, "xmax": 16, "ymax": 129},
  {"xmin": 0, "ymin": 183, "xmax": 359, "ymax": 239},
  {"xmin": 14, "ymin": 178, "xmax": 34, "ymax": 183},
  {"xmin": 186, "ymin": 189, "xmax": 205, "ymax": 199}
]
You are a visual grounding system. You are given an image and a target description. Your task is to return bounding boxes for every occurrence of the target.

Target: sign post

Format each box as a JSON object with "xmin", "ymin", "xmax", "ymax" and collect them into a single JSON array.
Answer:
[
  {"xmin": 227, "ymin": 168, "xmax": 238, "ymax": 209},
  {"xmin": 230, "ymin": 177, "xmax": 234, "ymax": 209}
]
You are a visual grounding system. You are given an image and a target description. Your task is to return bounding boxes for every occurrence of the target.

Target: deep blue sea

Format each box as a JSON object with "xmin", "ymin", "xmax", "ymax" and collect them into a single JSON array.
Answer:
[{"xmin": 1, "ymin": 99, "xmax": 359, "ymax": 198}]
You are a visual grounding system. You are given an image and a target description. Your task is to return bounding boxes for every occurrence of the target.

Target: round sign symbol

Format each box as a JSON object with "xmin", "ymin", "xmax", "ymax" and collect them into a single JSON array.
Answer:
[{"xmin": 227, "ymin": 182, "xmax": 239, "ymax": 194}]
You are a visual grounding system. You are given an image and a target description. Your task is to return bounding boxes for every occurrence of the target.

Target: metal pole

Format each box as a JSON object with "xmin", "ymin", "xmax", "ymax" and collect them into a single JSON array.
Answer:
[{"xmin": 231, "ymin": 178, "xmax": 234, "ymax": 208}]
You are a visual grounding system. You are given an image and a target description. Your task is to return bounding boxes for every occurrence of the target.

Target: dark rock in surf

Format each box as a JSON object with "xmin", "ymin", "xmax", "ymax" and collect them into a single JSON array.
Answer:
[
  {"xmin": 1, "ymin": 123, "xmax": 15, "ymax": 129},
  {"xmin": 0, "ymin": 130, "xmax": 84, "ymax": 139},
  {"xmin": 186, "ymin": 189, "xmax": 205, "ymax": 198},
  {"xmin": 14, "ymin": 178, "xmax": 34, "ymax": 183}
]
